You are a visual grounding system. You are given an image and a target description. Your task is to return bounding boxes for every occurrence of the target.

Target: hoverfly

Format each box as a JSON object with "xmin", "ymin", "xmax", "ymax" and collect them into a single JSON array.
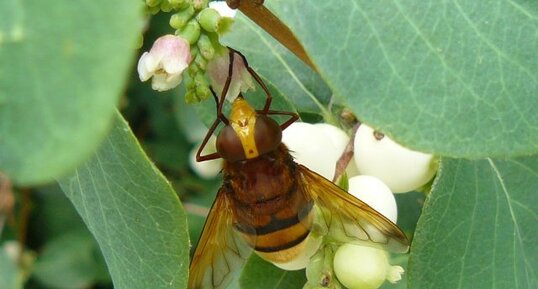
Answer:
[{"xmin": 189, "ymin": 49, "xmax": 409, "ymax": 289}]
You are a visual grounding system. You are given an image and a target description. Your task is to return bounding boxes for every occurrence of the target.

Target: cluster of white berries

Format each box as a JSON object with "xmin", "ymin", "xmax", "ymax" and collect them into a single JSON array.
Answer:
[
  {"xmin": 190, "ymin": 121, "xmax": 438, "ymax": 289},
  {"xmin": 284, "ymin": 122, "xmax": 437, "ymax": 289}
]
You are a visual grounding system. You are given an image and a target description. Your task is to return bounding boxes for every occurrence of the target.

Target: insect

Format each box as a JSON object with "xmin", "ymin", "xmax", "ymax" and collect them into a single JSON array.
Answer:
[{"xmin": 190, "ymin": 49, "xmax": 409, "ymax": 289}]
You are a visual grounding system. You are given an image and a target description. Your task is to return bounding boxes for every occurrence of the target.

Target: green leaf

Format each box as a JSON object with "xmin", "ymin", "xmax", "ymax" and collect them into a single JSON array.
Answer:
[
  {"xmin": 58, "ymin": 112, "xmax": 189, "ymax": 289},
  {"xmin": 240, "ymin": 254, "xmax": 307, "ymax": 289},
  {"xmin": 33, "ymin": 231, "xmax": 104, "ymax": 289},
  {"xmin": 0, "ymin": 0, "xmax": 143, "ymax": 185},
  {"xmin": 268, "ymin": 0, "xmax": 538, "ymax": 158},
  {"xmin": 408, "ymin": 157, "xmax": 538, "ymax": 289}
]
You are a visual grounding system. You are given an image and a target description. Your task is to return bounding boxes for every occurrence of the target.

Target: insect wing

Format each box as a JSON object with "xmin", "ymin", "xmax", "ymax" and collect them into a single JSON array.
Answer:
[
  {"xmin": 297, "ymin": 165, "xmax": 409, "ymax": 253},
  {"xmin": 189, "ymin": 188, "xmax": 253, "ymax": 289}
]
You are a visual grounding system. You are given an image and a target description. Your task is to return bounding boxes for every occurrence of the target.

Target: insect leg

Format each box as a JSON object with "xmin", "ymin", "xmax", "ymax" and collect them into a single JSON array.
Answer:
[
  {"xmin": 196, "ymin": 117, "xmax": 222, "ymax": 162},
  {"xmin": 265, "ymin": 110, "xmax": 299, "ymax": 130},
  {"xmin": 210, "ymin": 86, "xmax": 229, "ymax": 125}
]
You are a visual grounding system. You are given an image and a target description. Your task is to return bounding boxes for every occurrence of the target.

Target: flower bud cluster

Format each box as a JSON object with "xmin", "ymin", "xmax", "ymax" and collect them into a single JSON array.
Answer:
[
  {"xmin": 145, "ymin": 0, "xmax": 192, "ymax": 15},
  {"xmin": 140, "ymin": 0, "xmax": 242, "ymax": 103}
]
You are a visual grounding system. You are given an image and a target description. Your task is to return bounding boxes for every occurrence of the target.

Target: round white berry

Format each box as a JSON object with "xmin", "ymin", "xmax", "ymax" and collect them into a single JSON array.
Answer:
[
  {"xmin": 333, "ymin": 244, "xmax": 390, "ymax": 289},
  {"xmin": 283, "ymin": 122, "xmax": 344, "ymax": 180},
  {"xmin": 314, "ymin": 123, "xmax": 359, "ymax": 177},
  {"xmin": 353, "ymin": 124, "xmax": 437, "ymax": 193},
  {"xmin": 189, "ymin": 136, "xmax": 222, "ymax": 179},
  {"xmin": 347, "ymin": 175, "xmax": 397, "ymax": 223}
]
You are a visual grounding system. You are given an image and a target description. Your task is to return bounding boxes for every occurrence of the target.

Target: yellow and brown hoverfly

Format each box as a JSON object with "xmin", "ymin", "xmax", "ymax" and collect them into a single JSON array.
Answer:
[{"xmin": 190, "ymin": 48, "xmax": 409, "ymax": 289}]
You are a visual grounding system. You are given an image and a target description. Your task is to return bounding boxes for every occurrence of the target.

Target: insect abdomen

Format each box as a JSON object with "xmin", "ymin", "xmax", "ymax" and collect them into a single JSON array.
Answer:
[
  {"xmin": 226, "ymin": 145, "xmax": 316, "ymax": 264},
  {"xmin": 235, "ymin": 195, "xmax": 314, "ymax": 264}
]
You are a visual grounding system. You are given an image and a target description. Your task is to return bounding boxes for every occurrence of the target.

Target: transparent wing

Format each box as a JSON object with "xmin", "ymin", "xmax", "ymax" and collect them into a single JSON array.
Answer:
[
  {"xmin": 189, "ymin": 188, "xmax": 253, "ymax": 289},
  {"xmin": 297, "ymin": 165, "xmax": 409, "ymax": 253}
]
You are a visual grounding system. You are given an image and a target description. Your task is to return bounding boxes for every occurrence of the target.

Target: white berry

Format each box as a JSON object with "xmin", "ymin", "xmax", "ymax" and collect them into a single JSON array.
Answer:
[
  {"xmin": 333, "ymin": 244, "xmax": 403, "ymax": 289},
  {"xmin": 189, "ymin": 136, "xmax": 222, "ymax": 179},
  {"xmin": 347, "ymin": 175, "xmax": 397, "ymax": 223},
  {"xmin": 283, "ymin": 122, "xmax": 345, "ymax": 180},
  {"xmin": 354, "ymin": 124, "xmax": 437, "ymax": 193},
  {"xmin": 314, "ymin": 123, "xmax": 359, "ymax": 176}
]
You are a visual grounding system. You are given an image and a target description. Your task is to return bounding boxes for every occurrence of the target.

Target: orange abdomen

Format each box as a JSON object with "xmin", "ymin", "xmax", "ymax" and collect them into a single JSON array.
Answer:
[{"xmin": 223, "ymin": 144, "xmax": 314, "ymax": 259}]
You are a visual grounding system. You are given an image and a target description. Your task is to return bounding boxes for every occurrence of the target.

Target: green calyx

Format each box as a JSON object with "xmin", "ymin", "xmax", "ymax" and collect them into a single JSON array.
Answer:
[
  {"xmin": 146, "ymin": 0, "xmax": 192, "ymax": 13},
  {"xmin": 198, "ymin": 8, "xmax": 234, "ymax": 34},
  {"xmin": 168, "ymin": 0, "xmax": 191, "ymax": 9},
  {"xmin": 192, "ymin": 0, "xmax": 209, "ymax": 10},
  {"xmin": 160, "ymin": 1, "xmax": 175, "ymax": 12},
  {"xmin": 145, "ymin": 0, "xmax": 162, "ymax": 7},
  {"xmin": 184, "ymin": 55, "xmax": 211, "ymax": 104},
  {"xmin": 176, "ymin": 19, "xmax": 201, "ymax": 44},
  {"xmin": 170, "ymin": 5, "xmax": 195, "ymax": 29},
  {"xmin": 197, "ymin": 34, "xmax": 215, "ymax": 60},
  {"xmin": 305, "ymin": 245, "xmax": 342, "ymax": 289},
  {"xmin": 198, "ymin": 8, "xmax": 220, "ymax": 32},
  {"xmin": 194, "ymin": 53, "xmax": 207, "ymax": 70}
]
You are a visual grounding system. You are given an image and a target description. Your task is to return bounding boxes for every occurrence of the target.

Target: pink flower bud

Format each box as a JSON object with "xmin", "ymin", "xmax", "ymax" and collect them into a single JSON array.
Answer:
[
  {"xmin": 206, "ymin": 49, "xmax": 255, "ymax": 101},
  {"xmin": 137, "ymin": 34, "xmax": 192, "ymax": 91}
]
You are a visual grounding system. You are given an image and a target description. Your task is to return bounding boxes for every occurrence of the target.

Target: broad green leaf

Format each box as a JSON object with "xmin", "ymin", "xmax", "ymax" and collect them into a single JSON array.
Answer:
[
  {"xmin": 408, "ymin": 158, "xmax": 538, "ymax": 289},
  {"xmin": 268, "ymin": 0, "xmax": 538, "ymax": 158},
  {"xmin": 223, "ymin": 15, "xmax": 332, "ymax": 116},
  {"xmin": 240, "ymin": 254, "xmax": 307, "ymax": 289},
  {"xmin": 33, "ymin": 231, "xmax": 105, "ymax": 289},
  {"xmin": 58, "ymin": 113, "xmax": 189, "ymax": 289},
  {"xmin": 0, "ymin": 0, "xmax": 143, "ymax": 185}
]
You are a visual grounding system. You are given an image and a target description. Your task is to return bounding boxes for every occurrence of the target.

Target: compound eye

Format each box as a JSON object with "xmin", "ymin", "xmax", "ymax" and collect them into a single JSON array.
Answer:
[
  {"xmin": 216, "ymin": 125, "xmax": 246, "ymax": 162},
  {"xmin": 254, "ymin": 115, "xmax": 282, "ymax": 156}
]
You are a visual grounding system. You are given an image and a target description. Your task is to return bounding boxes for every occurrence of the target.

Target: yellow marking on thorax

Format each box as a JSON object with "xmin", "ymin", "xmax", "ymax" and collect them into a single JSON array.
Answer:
[{"xmin": 230, "ymin": 97, "xmax": 259, "ymax": 159}]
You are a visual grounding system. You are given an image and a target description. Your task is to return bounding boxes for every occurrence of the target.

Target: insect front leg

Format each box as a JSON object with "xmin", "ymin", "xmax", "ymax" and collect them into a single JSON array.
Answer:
[{"xmin": 266, "ymin": 110, "xmax": 300, "ymax": 130}]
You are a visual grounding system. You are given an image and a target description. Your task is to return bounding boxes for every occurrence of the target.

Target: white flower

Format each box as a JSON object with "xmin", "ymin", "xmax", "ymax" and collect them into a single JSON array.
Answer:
[
  {"xmin": 206, "ymin": 49, "xmax": 255, "ymax": 101},
  {"xmin": 137, "ymin": 34, "xmax": 191, "ymax": 91},
  {"xmin": 354, "ymin": 124, "xmax": 437, "ymax": 193},
  {"xmin": 208, "ymin": 1, "xmax": 237, "ymax": 18}
]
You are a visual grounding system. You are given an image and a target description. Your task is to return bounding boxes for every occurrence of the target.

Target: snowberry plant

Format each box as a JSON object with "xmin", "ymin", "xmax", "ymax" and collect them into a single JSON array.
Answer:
[{"xmin": 2, "ymin": 1, "xmax": 536, "ymax": 289}]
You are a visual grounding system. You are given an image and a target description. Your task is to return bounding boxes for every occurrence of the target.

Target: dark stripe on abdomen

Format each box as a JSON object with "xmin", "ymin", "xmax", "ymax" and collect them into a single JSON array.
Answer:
[
  {"xmin": 254, "ymin": 230, "xmax": 310, "ymax": 253},
  {"xmin": 235, "ymin": 202, "xmax": 313, "ymax": 236}
]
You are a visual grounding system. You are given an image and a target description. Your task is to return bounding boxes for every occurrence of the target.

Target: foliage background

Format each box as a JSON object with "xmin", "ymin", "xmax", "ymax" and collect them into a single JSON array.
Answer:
[{"xmin": 1, "ymin": 1, "xmax": 536, "ymax": 289}]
